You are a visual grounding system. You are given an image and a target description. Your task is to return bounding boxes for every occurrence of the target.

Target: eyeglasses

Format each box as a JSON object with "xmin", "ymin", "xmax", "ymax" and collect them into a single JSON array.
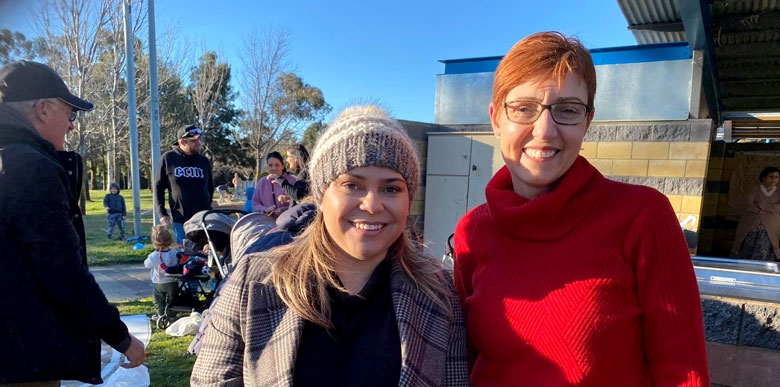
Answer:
[
  {"xmin": 181, "ymin": 128, "xmax": 202, "ymax": 139},
  {"xmin": 503, "ymin": 100, "xmax": 591, "ymax": 125},
  {"xmin": 39, "ymin": 99, "xmax": 78, "ymax": 122}
]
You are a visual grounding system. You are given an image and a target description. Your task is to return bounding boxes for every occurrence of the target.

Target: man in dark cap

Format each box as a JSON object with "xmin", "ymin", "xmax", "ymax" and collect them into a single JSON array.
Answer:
[
  {"xmin": 0, "ymin": 60, "xmax": 146, "ymax": 385},
  {"xmin": 154, "ymin": 124, "xmax": 214, "ymax": 244}
]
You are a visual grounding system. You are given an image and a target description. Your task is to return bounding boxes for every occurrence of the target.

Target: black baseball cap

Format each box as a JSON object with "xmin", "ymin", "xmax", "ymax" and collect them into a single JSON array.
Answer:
[
  {"xmin": 177, "ymin": 125, "xmax": 202, "ymax": 139},
  {"xmin": 0, "ymin": 60, "xmax": 94, "ymax": 111}
]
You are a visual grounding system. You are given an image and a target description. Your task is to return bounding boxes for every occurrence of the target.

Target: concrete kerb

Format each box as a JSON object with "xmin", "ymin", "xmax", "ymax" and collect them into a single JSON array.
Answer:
[{"xmin": 90, "ymin": 264, "xmax": 153, "ymax": 302}]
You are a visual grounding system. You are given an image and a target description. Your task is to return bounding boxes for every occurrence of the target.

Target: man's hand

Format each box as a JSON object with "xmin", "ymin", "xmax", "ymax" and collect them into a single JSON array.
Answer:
[
  {"xmin": 121, "ymin": 335, "xmax": 146, "ymax": 368},
  {"xmin": 160, "ymin": 216, "xmax": 171, "ymax": 227}
]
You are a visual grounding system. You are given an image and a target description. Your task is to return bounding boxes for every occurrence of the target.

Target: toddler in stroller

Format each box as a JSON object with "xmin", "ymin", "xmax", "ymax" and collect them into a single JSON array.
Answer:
[{"xmin": 154, "ymin": 209, "xmax": 243, "ymax": 329}]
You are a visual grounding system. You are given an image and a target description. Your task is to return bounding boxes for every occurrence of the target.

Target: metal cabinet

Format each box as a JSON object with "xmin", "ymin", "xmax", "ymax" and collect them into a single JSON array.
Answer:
[{"xmin": 423, "ymin": 132, "xmax": 503, "ymax": 259}]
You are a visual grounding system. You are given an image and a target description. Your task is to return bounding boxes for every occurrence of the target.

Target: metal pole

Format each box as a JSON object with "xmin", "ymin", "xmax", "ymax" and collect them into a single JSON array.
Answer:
[
  {"xmin": 124, "ymin": 0, "xmax": 142, "ymax": 238},
  {"xmin": 148, "ymin": 0, "xmax": 162, "ymax": 226}
]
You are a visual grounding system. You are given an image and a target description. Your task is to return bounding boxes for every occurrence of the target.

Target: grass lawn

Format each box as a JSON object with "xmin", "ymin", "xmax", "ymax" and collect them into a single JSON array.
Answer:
[
  {"xmin": 114, "ymin": 298, "xmax": 196, "ymax": 387},
  {"xmin": 84, "ymin": 189, "xmax": 157, "ymax": 266},
  {"xmin": 88, "ymin": 189, "xmax": 194, "ymax": 386}
]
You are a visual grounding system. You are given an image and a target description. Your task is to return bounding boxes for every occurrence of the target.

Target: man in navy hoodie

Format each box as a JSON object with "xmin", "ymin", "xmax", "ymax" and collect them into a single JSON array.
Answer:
[{"xmin": 154, "ymin": 125, "xmax": 214, "ymax": 244}]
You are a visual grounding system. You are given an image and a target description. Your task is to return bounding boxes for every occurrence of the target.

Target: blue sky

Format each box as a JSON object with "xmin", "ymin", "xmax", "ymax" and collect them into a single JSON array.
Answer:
[{"xmin": 2, "ymin": 0, "xmax": 637, "ymax": 123}]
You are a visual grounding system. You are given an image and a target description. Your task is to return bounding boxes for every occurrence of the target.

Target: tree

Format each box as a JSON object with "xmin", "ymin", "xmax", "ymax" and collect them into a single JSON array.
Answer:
[
  {"xmin": 302, "ymin": 121, "xmax": 325, "ymax": 151},
  {"xmin": 186, "ymin": 51, "xmax": 241, "ymax": 168},
  {"xmin": 237, "ymin": 27, "xmax": 330, "ymax": 182},
  {"xmin": 0, "ymin": 29, "xmax": 36, "ymax": 64}
]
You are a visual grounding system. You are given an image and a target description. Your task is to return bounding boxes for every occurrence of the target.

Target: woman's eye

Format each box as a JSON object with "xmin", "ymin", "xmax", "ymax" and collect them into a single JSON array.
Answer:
[{"xmin": 343, "ymin": 183, "xmax": 360, "ymax": 191}]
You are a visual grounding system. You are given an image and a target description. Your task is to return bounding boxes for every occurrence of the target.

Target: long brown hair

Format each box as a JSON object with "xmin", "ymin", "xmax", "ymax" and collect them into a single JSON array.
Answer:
[{"xmin": 271, "ymin": 212, "xmax": 450, "ymax": 328}]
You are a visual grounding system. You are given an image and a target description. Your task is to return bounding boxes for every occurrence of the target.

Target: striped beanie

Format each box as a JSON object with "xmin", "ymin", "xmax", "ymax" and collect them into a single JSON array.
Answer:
[{"xmin": 309, "ymin": 105, "xmax": 420, "ymax": 205}]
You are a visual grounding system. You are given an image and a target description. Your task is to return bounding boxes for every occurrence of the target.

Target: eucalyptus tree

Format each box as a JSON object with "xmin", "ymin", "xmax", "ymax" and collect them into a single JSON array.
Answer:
[{"xmin": 237, "ymin": 27, "xmax": 330, "ymax": 181}]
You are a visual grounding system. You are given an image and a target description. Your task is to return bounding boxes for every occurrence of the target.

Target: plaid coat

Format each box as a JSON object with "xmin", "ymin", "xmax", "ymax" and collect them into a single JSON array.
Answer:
[{"xmin": 191, "ymin": 250, "xmax": 470, "ymax": 387}]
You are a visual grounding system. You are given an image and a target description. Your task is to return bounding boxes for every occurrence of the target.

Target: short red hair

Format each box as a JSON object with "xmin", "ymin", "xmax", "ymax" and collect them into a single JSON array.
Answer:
[{"xmin": 492, "ymin": 31, "xmax": 597, "ymax": 110}]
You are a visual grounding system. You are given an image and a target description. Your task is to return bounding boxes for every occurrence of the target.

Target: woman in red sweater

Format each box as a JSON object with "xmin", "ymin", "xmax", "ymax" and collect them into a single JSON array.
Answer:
[{"xmin": 453, "ymin": 31, "xmax": 709, "ymax": 386}]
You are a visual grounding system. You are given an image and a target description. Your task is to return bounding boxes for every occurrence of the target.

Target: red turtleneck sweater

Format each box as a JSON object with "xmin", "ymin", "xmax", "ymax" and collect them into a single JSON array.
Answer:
[{"xmin": 454, "ymin": 156, "xmax": 709, "ymax": 386}]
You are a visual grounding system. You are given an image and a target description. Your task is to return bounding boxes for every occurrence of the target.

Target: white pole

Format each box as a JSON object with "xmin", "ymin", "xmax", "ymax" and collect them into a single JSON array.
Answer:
[
  {"xmin": 124, "ymin": 0, "xmax": 142, "ymax": 238},
  {"xmin": 148, "ymin": 0, "xmax": 162, "ymax": 226}
]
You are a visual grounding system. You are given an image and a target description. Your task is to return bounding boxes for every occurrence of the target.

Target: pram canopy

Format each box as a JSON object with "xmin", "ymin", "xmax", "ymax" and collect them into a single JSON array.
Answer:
[{"xmin": 183, "ymin": 210, "xmax": 236, "ymax": 253}]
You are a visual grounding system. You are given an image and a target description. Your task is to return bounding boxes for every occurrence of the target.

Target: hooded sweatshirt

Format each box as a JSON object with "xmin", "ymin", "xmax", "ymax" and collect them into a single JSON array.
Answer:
[
  {"xmin": 154, "ymin": 145, "xmax": 214, "ymax": 223},
  {"xmin": 103, "ymin": 183, "xmax": 126, "ymax": 216}
]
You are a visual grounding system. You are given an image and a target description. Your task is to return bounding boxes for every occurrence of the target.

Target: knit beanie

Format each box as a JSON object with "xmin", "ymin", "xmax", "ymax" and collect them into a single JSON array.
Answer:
[{"xmin": 309, "ymin": 105, "xmax": 420, "ymax": 205}]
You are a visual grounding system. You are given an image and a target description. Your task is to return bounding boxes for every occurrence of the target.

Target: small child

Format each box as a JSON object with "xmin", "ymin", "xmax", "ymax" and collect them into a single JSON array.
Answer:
[
  {"xmin": 143, "ymin": 225, "xmax": 179, "ymax": 319},
  {"xmin": 103, "ymin": 183, "xmax": 126, "ymax": 241}
]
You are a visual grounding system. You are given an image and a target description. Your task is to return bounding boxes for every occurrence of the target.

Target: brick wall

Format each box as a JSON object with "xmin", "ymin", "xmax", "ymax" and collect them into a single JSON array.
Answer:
[{"xmin": 583, "ymin": 120, "xmax": 713, "ymax": 253}]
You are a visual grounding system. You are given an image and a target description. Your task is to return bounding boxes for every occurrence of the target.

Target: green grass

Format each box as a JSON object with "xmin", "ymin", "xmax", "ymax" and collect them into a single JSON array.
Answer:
[
  {"xmin": 114, "ymin": 298, "xmax": 195, "ymax": 387},
  {"xmin": 84, "ymin": 189, "xmax": 156, "ymax": 265},
  {"xmin": 96, "ymin": 191, "xmax": 194, "ymax": 386}
]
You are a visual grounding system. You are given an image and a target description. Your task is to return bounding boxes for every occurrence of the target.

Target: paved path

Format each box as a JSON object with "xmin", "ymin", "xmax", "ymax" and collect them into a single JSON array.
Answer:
[{"xmin": 90, "ymin": 264, "xmax": 153, "ymax": 302}]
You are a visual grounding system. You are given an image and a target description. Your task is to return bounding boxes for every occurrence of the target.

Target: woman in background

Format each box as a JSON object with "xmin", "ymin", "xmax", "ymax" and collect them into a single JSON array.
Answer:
[
  {"xmin": 279, "ymin": 143, "xmax": 311, "ymax": 207},
  {"xmin": 731, "ymin": 166, "xmax": 780, "ymax": 261},
  {"xmin": 453, "ymin": 31, "xmax": 709, "ymax": 386},
  {"xmin": 252, "ymin": 151, "xmax": 296, "ymax": 218}
]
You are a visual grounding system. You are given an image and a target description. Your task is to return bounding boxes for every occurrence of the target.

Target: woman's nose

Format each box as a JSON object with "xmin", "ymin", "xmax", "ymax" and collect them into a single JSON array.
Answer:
[
  {"xmin": 531, "ymin": 109, "xmax": 558, "ymax": 139},
  {"xmin": 360, "ymin": 190, "xmax": 384, "ymax": 214}
]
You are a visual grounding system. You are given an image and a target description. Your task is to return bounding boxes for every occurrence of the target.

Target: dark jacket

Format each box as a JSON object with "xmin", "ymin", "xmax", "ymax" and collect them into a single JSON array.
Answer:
[
  {"xmin": 103, "ymin": 183, "xmax": 127, "ymax": 216},
  {"xmin": 280, "ymin": 171, "xmax": 310, "ymax": 205},
  {"xmin": 154, "ymin": 145, "xmax": 214, "ymax": 223},
  {"xmin": 0, "ymin": 105, "xmax": 131, "ymax": 384},
  {"xmin": 57, "ymin": 150, "xmax": 87, "ymax": 266}
]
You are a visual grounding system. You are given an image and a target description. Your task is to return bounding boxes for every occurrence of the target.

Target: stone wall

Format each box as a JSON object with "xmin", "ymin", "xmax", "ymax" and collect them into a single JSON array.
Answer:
[{"xmin": 582, "ymin": 120, "xmax": 713, "ymax": 251}]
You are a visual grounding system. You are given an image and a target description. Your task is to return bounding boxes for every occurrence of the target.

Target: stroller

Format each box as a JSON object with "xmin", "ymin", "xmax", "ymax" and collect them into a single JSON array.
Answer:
[{"xmin": 155, "ymin": 209, "xmax": 245, "ymax": 329}]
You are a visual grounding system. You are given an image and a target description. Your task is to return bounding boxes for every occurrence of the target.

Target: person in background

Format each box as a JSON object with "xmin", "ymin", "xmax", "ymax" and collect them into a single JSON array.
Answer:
[
  {"xmin": 104, "ymin": 182, "xmax": 127, "ymax": 241},
  {"xmin": 252, "ymin": 151, "xmax": 296, "ymax": 218},
  {"xmin": 278, "ymin": 143, "xmax": 311, "ymax": 207},
  {"xmin": 154, "ymin": 124, "xmax": 214, "ymax": 244},
  {"xmin": 731, "ymin": 166, "xmax": 780, "ymax": 261},
  {"xmin": 231, "ymin": 172, "xmax": 244, "ymax": 200},
  {"xmin": 0, "ymin": 60, "xmax": 146, "ymax": 385},
  {"xmin": 144, "ymin": 225, "xmax": 180, "ymax": 322},
  {"xmin": 192, "ymin": 105, "xmax": 469, "ymax": 386},
  {"xmin": 453, "ymin": 32, "xmax": 709, "ymax": 386}
]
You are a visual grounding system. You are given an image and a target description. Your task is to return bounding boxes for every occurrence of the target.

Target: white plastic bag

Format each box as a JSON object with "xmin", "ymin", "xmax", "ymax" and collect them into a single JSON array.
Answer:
[
  {"xmin": 165, "ymin": 311, "xmax": 203, "ymax": 336},
  {"xmin": 100, "ymin": 365, "xmax": 150, "ymax": 387}
]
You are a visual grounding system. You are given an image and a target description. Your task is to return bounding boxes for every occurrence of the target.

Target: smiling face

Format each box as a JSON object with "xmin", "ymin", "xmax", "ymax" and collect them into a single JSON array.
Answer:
[
  {"xmin": 320, "ymin": 166, "xmax": 409, "ymax": 266},
  {"xmin": 266, "ymin": 156, "xmax": 285, "ymax": 176},
  {"xmin": 489, "ymin": 73, "xmax": 593, "ymax": 199}
]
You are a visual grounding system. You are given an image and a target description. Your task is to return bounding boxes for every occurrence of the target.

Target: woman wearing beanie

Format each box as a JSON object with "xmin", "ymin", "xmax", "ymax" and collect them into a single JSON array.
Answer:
[
  {"xmin": 453, "ymin": 32, "xmax": 709, "ymax": 386},
  {"xmin": 192, "ymin": 105, "xmax": 469, "ymax": 387}
]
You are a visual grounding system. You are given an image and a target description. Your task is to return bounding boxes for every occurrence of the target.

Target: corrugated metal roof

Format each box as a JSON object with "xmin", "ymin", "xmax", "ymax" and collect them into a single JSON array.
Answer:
[{"xmin": 616, "ymin": 0, "xmax": 780, "ymax": 133}]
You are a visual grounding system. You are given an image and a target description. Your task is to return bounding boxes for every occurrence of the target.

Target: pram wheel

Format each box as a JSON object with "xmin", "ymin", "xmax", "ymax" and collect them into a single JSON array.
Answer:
[{"xmin": 156, "ymin": 315, "xmax": 170, "ymax": 330}]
